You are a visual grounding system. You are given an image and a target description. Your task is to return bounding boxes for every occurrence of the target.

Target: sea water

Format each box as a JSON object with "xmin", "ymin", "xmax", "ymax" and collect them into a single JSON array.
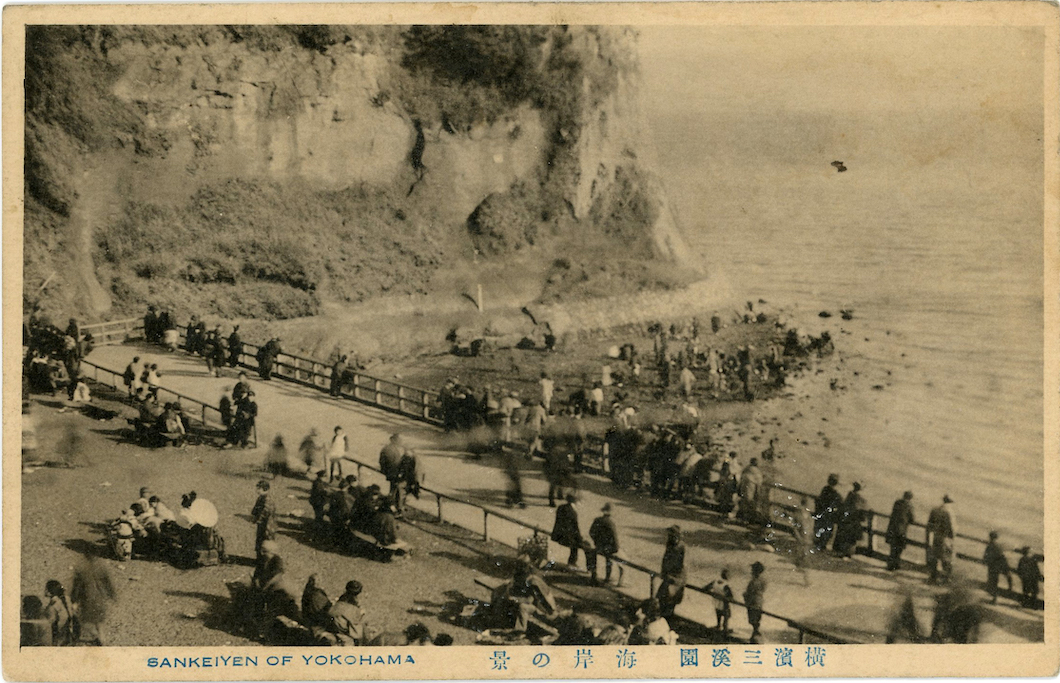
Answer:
[{"xmin": 640, "ymin": 27, "xmax": 1045, "ymax": 547}]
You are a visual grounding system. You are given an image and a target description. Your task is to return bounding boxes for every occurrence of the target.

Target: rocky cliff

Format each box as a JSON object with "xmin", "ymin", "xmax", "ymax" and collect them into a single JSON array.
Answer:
[{"xmin": 24, "ymin": 25, "xmax": 692, "ymax": 322}]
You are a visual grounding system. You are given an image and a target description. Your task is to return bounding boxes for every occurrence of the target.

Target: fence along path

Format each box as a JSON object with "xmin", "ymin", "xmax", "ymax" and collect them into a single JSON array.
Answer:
[{"xmin": 81, "ymin": 317, "xmax": 1041, "ymax": 609}]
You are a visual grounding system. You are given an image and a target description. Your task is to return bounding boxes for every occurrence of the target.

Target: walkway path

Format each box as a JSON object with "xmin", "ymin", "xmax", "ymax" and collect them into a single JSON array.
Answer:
[{"xmin": 88, "ymin": 343, "xmax": 1043, "ymax": 644}]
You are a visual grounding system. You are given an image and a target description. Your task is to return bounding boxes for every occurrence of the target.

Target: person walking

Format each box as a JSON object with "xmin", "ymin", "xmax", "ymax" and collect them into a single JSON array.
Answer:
[
  {"xmin": 227, "ymin": 325, "xmax": 242, "ymax": 367},
  {"xmin": 813, "ymin": 473, "xmax": 843, "ymax": 551},
  {"xmin": 926, "ymin": 495, "xmax": 956, "ymax": 584},
  {"xmin": 379, "ymin": 433, "xmax": 406, "ymax": 511},
  {"xmin": 251, "ymin": 479, "xmax": 277, "ymax": 557},
  {"xmin": 308, "ymin": 470, "xmax": 330, "ymax": 524},
  {"xmin": 69, "ymin": 556, "xmax": 116, "ymax": 646},
  {"xmin": 679, "ymin": 365, "xmax": 696, "ymax": 399},
  {"xmin": 743, "ymin": 561, "xmax": 767, "ymax": 643},
  {"xmin": 656, "ymin": 525, "xmax": 687, "ymax": 619},
  {"xmin": 539, "ymin": 371, "xmax": 555, "ymax": 413},
  {"xmin": 122, "ymin": 356, "xmax": 141, "ymax": 396},
  {"xmin": 330, "ymin": 355, "xmax": 348, "ymax": 397},
  {"xmin": 885, "ymin": 491, "xmax": 916, "ymax": 570},
  {"xmin": 232, "ymin": 391, "xmax": 258, "ymax": 448},
  {"xmin": 705, "ymin": 569, "xmax": 734, "ymax": 637},
  {"xmin": 982, "ymin": 531, "xmax": 1013, "ymax": 604},
  {"xmin": 589, "ymin": 503, "xmax": 623, "ymax": 586},
  {"xmin": 791, "ymin": 496, "xmax": 814, "ymax": 584},
  {"xmin": 327, "ymin": 426, "xmax": 349, "ymax": 483},
  {"xmin": 551, "ymin": 494, "xmax": 593, "ymax": 571}
]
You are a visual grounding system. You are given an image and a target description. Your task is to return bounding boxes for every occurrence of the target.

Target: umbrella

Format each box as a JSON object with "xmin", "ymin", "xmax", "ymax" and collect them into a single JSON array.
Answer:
[{"xmin": 176, "ymin": 498, "xmax": 219, "ymax": 528}]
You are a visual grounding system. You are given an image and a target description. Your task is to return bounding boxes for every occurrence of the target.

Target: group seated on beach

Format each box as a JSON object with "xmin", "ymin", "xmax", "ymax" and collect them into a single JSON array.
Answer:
[{"xmin": 107, "ymin": 489, "xmax": 225, "ymax": 568}]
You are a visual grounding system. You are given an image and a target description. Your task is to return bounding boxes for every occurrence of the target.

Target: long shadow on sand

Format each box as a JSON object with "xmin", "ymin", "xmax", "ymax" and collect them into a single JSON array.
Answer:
[{"xmin": 163, "ymin": 589, "xmax": 251, "ymax": 641}]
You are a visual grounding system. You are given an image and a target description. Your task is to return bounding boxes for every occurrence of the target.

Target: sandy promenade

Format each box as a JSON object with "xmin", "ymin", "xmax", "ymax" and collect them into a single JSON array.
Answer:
[{"xmin": 81, "ymin": 343, "xmax": 1044, "ymax": 644}]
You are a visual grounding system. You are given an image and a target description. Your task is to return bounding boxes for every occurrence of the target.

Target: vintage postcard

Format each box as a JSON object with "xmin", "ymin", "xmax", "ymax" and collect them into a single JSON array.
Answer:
[{"xmin": 3, "ymin": 1, "xmax": 1057, "ymax": 679}]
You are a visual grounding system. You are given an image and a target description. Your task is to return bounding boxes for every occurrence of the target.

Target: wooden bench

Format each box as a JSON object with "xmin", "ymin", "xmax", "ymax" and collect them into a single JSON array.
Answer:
[{"xmin": 349, "ymin": 528, "xmax": 410, "ymax": 562}]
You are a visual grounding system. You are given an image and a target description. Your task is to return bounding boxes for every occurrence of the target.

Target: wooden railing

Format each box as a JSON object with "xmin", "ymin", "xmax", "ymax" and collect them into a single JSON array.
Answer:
[
  {"xmin": 80, "ymin": 317, "xmax": 143, "ymax": 346},
  {"xmin": 83, "ymin": 314, "xmax": 1042, "ymax": 607},
  {"xmin": 343, "ymin": 456, "xmax": 857, "ymax": 644},
  {"xmin": 80, "ymin": 358, "xmax": 257, "ymax": 447}
]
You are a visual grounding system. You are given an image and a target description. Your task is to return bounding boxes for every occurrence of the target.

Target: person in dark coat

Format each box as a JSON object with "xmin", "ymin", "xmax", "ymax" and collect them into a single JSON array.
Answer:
[
  {"xmin": 982, "ymin": 531, "xmax": 1013, "ymax": 604},
  {"xmin": 1015, "ymin": 546, "xmax": 1043, "ymax": 608},
  {"xmin": 885, "ymin": 491, "xmax": 915, "ymax": 570},
  {"xmin": 813, "ymin": 473, "xmax": 843, "ymax": 551},
  {"xmin": 144, "ymin": 306, "xmax": 160, "ymax": 344},
  {"xmin": 743, "ymin": 561, "xmax": 767, "ymax": 643},
  {"xmin": 330, "ymin": 355, "xmax": 348, "ymax": 397},
  {"xmin": 300, "ymin": 574, "xmax": 332, "ymax": 633},
  {"xmin": 227, "ymin": 326, "xmax": 242, "ymax": 367},
  {"xmin": 551, "ymin": 494, "xmax": 593, "ymax": 570},
  {"xmin": 227, "ymin": 391, "xmax": 257, "ymax": 448},
  {"xmin": 309, "ymin": 470, "xmax": 330, "ymax": 523},
  {"xmin": 371, "ymin": 501, "xmax": 398, "ymax": 546},
  {"xmin": 544, "ymin": 439, "xmax": 572, "ymax": 507},
  {"xmin": 656, "ymin": 525, "xmax": 686, "ymax": 619},
  {"xmin": 832, "ymin": 481, "xmax": 868, "ymax": 558},
  {"xmin": 589, "ymin": 503, "xmax": 623, "ymax": 585},
  {"xmin": 251, "ymin": 479, "xmax": 277, "ymax": 557}
]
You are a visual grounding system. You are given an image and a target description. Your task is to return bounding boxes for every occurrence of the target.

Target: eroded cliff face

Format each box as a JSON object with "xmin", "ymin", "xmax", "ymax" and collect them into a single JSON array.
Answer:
[{"xmin": 24, "ymin": 26, "xmax": 691, "ymax": 323}]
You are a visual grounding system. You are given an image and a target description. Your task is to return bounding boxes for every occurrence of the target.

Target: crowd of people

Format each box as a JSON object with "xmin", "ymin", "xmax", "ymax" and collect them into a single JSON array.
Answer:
[{"xmin": 22, "ymin": 314, "xmax": 95, "ymax": 403}]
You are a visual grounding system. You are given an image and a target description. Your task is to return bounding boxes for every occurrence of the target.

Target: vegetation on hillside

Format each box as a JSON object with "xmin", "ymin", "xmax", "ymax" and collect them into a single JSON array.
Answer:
[{"xmin": 25, "ymin": 25, "xmax": 675, "ymax": 322}]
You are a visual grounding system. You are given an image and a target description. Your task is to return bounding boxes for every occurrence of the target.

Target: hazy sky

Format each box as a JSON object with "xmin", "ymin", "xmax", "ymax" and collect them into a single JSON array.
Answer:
[{"xmin": 638, "ymin": 26, "xmax": 1043, "ymax": 167}]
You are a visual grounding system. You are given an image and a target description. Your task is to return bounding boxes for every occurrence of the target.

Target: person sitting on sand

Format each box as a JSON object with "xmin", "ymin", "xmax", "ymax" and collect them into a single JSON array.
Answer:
[{"xmin": 326, "ymin": 580, "xmax": 367, "ymax": 646}]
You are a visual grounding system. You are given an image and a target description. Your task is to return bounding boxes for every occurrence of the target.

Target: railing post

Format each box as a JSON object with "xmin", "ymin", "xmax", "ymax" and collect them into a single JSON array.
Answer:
[
  {"xmin": 357, "ymin": 463, "xmax": 363, "ymax": 481},
  {"xmin": 422, "ymin": 392, "xmax": 430, "ymax": 419},
  {"xmin": 201, "ymin": 405, "xmax": 207, "ymax": 428},
  {"xmin": 374, "ymin": 379, "xmax": 382, "ymax": 406},
  {"xmin": 397, "ymin": 386, "xmax": 405, "ymax": 414},
  {"xmin": 649, "ymin": 573, "xmax": 655, "ymax": 597},
  {"xmin": 436, "ymin": 493, "xmax": 443, "ymax": 522},
  {"xmin": 483, "ymin": 509, "xmax": 490, "ymax": 541},
  {"xmin": 866, "ymin": 511, "xmax": 876, "ymax": 554}
]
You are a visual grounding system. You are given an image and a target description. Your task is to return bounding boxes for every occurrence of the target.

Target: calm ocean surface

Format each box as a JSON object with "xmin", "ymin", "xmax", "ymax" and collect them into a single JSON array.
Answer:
[{"xmin": 640, "ymin": 27, "xmax": 1045, "ymax": 546}]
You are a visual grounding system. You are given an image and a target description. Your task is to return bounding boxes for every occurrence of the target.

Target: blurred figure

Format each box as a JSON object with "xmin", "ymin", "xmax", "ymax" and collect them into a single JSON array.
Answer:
[
  {"xmin": 982, "ymin": 531, "xmax": 1013, "ymax": 604},
  {"xmin": 70, "ymin": 556, "xmax": 116, "ymax": 645},
  {"xmin": 1015, "ymin": 546, "xmax": 1044, "ymax": 609},
  {"xmin": 885, "ymin": 589, "xmax": 924, "ymax": 643},
  {"xmin": 930, "ymin": 579, "xmax": 982, "ymax": 643},
  {"xmin": 656, "ymin": 525, "xmax": 687, "ymax": 619}
]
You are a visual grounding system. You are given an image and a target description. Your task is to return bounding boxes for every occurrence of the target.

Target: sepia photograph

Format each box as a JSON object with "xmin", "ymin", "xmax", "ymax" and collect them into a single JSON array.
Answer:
[{"xmin": 5, "ymin": 2, "xmax": 1057, "ymax": 679}]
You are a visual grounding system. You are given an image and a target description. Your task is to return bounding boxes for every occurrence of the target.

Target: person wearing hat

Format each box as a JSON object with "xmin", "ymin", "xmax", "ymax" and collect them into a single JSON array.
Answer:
[
  {"xmin": 1015, "ymin": 546, "xmax": 1043, "ymax": 609},
  {"xmin": 231, "ymin": 389, "xmax": 258, "ymax": 448},
  {"xmin": 379, "ymin": 433, "xmax": 406, "ymax": 511},
  {"xmin": 656, "ymin": 525, "xmax": 687, "ymax": 619},
  {"xmin": 589, "ymin": 503, "xmax": 623, "ymax": 586},
  {"xmin": 551, "ymin": 494, "xmax": 594, "ymax": 572},
  {"xmin": 885, "ymin": 491, "xmax": 916, "ymax": 570},
  {"xmin": 327, "ymin": 580, "xmax": 367, "ymax": 645},
  {"xmin": 251, "ymin": 480, "xmax": 277, "ymax": 557},
  {"xmin": 832, "ymin": 481, "xmax": 868, "ymax": 558},
  {"xmin": 926, "ymin": 495, "xmax": 957, "ymax": 584},
  {"xmin": 982, "ymin": 531, "xmax": 1013, "ymax": 604},
  {"xmin": 743, "ymin": 561, "xmax": 767, "ymax": 643},
  {"xmin": 813, "ymin": 473, "xmax": 843, "ymax": 551}
]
